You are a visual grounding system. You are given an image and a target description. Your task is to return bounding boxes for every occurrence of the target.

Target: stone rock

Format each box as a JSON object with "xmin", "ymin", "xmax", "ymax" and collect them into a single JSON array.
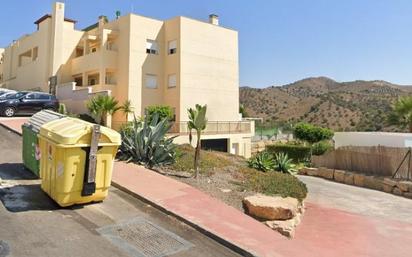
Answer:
[
  {"xmin": 306, "ymin": 168, "xmax": 319, "ymax": 177},
  {"xmin": 318, "ymin": 167, "xmax": 334, "ymax": 180},
  {"xmin": 297, "ymin": 168, "xmax": 308, "ymax": 175},
  {"xmin": 354, "ymin": 174, "xmax": 365, "ymax": 187},
  {"xmin": 265, "ymin": 218, "xmax": 297, "ymax": 238},
  {"xmin": 364, "ymin": 176, "xmax": 384, "ymax": 191},
  {"xmin": 397, "ymin": 181, "xmax": 412, "ymax": 192},
  {"xmin": 344, "ymin": 172, "xmax": 354, "ymax": 185},
  {"xmin": 243, "ymin": 194, "xmax": 299, "ymax": 221},
  {"xmin": 334, "ymin": 170, "xmax": 346, "ymax": 183},
  {"xmin": 393, "ymin": 187, "xmax": 402, "ymax": 196},
  {"xmin": 383, "ymin": 178, "xmax": 397, "ymax": 187},
  {"xmin": 220, "ymin": 188, "xmax": 232, "ymax": 193},
  {"xmin": 403, "ymin": 192, "xmax": 412, "ymax": 199},
  {"xmin": 383, "ymin": 184, "xmax": 394, "ymax": 193}
]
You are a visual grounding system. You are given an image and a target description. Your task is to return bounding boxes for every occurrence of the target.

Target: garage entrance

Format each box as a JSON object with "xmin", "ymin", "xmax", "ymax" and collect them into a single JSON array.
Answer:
[{"xmin": 201, "ymin": 138, "xmax": 228, "ymax": 153}]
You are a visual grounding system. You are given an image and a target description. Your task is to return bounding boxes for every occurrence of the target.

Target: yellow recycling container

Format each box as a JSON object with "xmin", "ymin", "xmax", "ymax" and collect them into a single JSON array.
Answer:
[{"xmin": 38, "ymin": 117, "xmax": 121, "ymax": 207}]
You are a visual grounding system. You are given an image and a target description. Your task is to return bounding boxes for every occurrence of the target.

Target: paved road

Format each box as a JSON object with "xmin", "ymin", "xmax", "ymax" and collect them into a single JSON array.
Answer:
[
  {"xmin": 0, "ymin": 126, "xmax": 240, "ymax": 257},
  {"xmin": 298, "ymin": 175, "xmax": 412, "ymax": 224}
]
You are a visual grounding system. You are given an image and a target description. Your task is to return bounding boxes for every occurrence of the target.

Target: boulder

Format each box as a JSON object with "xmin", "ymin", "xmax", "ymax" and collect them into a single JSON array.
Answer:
[
  {"xmin": 306, "ymin": 168, "xmax": 319, "ymax": 177},
  {"xmin": 354, "ymin": 174, "xmax": 365, "ymax": 187},
  {"xmin": 243, "ymin": 194, "xmax": 299, "ymax": 221},
  {"xmin": 383, "ymin": 178, "xmax": 397, "ymax": 187},
  {"xmin": 383, "ymin": 184, "xmax": 394, "ymax": 193},
  {"xmin": 344, "ymin": 172, "xmax": 354, "ymax": 185},
  {"xmin": 265, "ymin": 218, "xmax": 298, "ymax": 238},
  {"xmin": 393, "ymin": 187, "xmax": 403, "ymax": 196},
  {"xmin": 403, "ymin": 192, "xmax": 412, "ymax": 199},
  {"xmin": 364, "ymin": 176, "xmax": 384, "ymax": 191},
  {"xmin": 397, "ymin": 181, "xmax": 412, "ymax": 192},
  {"xmin": 318, "ymin": 167, "xmax": 334, "ymax": 180},
  {"xmin": 334, "ymin": 170, "xmax": 346, "ymax": 183}
]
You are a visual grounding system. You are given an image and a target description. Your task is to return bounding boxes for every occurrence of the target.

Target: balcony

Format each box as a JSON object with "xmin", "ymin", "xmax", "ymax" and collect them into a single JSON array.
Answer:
[
  {"xmin": 71, "ymin": 49, "xmax": 117, "ymax": 75},
  {"xmin": 169, "ymin": 121, "xmax": 253, "ymax": 135}
]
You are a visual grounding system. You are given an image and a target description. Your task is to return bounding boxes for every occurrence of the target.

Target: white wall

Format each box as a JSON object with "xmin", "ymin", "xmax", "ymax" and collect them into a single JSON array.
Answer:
[{"xmin": 334, "ymin": 132, "xmax": 412, "ymax": 149}]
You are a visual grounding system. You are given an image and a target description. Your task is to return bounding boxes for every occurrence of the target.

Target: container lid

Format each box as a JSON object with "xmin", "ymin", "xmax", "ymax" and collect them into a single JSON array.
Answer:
[
  {"xmin": 25, "ymin": 110, "xmax": 66, "ymax": 133},
  {"xmin": 39, "ymin": 117, "xmax": 121, "ymax": 146}
]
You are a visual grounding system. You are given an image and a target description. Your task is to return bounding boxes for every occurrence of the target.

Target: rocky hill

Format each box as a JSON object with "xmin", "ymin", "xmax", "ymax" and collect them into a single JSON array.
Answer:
[{"xmin": 240, "ymin": 77, "xmax": 412, "ymax": 131}]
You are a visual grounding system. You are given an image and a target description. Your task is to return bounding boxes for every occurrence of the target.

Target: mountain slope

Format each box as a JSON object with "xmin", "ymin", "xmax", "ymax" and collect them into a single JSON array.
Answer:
[{"xmin": 240, "ymin": 77, "xmax": 412, "ymax": 131}]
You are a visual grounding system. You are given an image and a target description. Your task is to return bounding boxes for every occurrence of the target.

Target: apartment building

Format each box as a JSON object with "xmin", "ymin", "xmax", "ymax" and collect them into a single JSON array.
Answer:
[{"xmin": 0, "ymin": 2, "xmax": 253, "ymax": 157}]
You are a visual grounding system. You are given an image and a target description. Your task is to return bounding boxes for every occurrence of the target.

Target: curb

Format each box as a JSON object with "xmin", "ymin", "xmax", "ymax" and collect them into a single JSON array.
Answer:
[
  {"xmin": 2, "ymin": 122, "xmax": 258, "ymax": 257},
  {"xmin": 111, "ymin": 181, "xmax": 256, "ymax": 257},
  {"xmin": 0, "ymin": 122, "xmax": 22, "ymax": 136}
]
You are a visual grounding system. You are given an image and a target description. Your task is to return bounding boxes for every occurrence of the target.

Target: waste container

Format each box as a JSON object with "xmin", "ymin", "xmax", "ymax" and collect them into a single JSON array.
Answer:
[
  {"xmin": 22, "ymin": 110, "xmax": 66, "ymax": 177},
  {"xmin": 38, "ymin": 117, "xmax": 121, "ymax": 207}
]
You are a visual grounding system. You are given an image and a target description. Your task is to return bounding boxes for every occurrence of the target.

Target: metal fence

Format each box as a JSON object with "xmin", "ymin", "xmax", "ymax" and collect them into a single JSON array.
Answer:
[
  {"xmin": 169, "ymin": 121, "xmax": 252, "ymax": 135},
  {"xmin": 312, "ymin": 146, "xmax": 412, "ymax": 180}
]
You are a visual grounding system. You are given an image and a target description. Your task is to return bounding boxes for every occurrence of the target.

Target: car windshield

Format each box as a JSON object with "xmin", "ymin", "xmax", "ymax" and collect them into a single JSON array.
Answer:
[{"xmin": 0, "ymin": 92, "xmax": 25, "ymax": 100}]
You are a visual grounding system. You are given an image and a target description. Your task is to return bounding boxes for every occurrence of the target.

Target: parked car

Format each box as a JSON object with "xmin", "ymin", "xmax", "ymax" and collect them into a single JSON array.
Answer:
[{"xmin": 0, "ymin": 91, "xmax": 59, "ymax": 117}]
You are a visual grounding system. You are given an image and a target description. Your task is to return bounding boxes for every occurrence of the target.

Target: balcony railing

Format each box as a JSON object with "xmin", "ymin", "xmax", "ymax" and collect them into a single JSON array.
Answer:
[{"xmin": 169, "ymin": 121, "xmax": 252, "ymax": 135}]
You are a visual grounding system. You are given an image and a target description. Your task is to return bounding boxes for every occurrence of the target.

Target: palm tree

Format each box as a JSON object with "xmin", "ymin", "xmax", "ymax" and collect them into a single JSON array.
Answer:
[
  {"xmin": 187, "ymin": 104, "xmax": 207, "ymax": 178},
  {"xmin": 86, "ymin": 95, "xmax": 120, "ymax": 126},
  {"xmin": 389, "ymin": 96, "xmax": 412, "ymax": 132},
  {"xmin": 121, "ymin": 100, "xmax": 134, "ymax": 121}
]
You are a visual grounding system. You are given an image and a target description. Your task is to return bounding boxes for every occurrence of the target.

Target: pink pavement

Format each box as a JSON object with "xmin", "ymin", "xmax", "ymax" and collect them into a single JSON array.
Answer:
[
  {"xmin": 0, "ymin": 117, "xmax": 27, "ymax": 135},
  {"xmin": 2, "ymin": 117, "xmax": 412, "ymax": 256},
  {"xmin": 112, "ymin": 162, "xmax": 412, "ymax": 257}
]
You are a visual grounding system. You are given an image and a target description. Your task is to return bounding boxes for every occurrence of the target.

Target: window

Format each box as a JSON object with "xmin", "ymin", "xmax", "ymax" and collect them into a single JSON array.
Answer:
[
  {"xmin": 91, "ymin": 47, "xmax": 97, "ymax": 53},
  {"xmin": 37, "ymin": 94, "xmax": 50, "ymax": 100},
  {"xmin": 168, "ymin": 40, "xmax": 177, "ymax": 55},
  {"xmin": 24, "ymin": 93, "xmax": 35, "ymax": 99},
  {"xmin": 145, "ymin": 74, "xmax": 158, "ymax": 89},
  {"xmin": 168, "ymin": 74, "xmax": 177, "ymax": 88},
  {"xmin": 146, "ymin": 40, "xmax": 158, "ymax": 55}
]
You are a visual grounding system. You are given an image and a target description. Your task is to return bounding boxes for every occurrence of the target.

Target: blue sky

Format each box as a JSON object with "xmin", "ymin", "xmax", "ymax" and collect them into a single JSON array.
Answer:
[{"xmin": 1, "ymin": 0, "xmax": 412, "ymax": 87}]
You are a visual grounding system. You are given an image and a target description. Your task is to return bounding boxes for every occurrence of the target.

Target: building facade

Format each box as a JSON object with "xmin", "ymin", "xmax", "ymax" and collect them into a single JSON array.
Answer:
[{"xmin": 0, "ymin": 2, "xmax": 253, "ymax": 157}]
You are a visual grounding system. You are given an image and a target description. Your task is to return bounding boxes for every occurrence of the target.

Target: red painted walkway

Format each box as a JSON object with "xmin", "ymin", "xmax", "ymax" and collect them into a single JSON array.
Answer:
[
  {"xmin": 112, "ymin": 162, "xmax": 412, "ymax": 257},
  {"xmin": 1, "ymin": 118, "xmax": 412, "ymax": 256}
]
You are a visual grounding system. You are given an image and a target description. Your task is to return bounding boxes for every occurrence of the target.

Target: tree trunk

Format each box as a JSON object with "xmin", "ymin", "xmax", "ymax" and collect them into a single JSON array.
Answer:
[{"xmin": 194, "ymin": 131, "xmax": 201, "ymax": 178}]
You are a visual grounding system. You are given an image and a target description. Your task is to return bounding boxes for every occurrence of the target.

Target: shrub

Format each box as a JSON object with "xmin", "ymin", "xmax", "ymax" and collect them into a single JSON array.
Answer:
[
  {"xmin": 273, "ymin": 152, "xmax": 293, "ymax": 174},
  {"xmin": 311, "ymin": 141, "xmax": 333, "ymax": 156},
  {"xmin": 117, "ymin": 114, "xmax": 177, "ymax": 168},
  {"xmin": 58, "ymin": 103, "xmax": 67, "ymax": 115},
  {"xmin": 247, "ymin": 151, "xmax": 275, "ymax": 172},
  {"xmin": 294, "ymin": 123, "xmax": 334, "ymax": 144},
  {"xmin": 241, "ymin": 167, "xmax": 307, "ymax": 202},
  {"xmin": 146, "ymin": 105, "xmax": 173, "ymax": 124},
  {"xmin": 266, "ymin": 144, "xmax": 311, "ymax": 163}
]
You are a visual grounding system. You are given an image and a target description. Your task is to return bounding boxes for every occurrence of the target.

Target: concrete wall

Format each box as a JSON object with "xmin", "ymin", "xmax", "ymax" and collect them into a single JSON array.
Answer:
[
  {"xmin": 56, "ymin": 82, "xmax": 110, "ymax": 114},
  {"xmin": 334, "ymin": 132, "xmax": 412, "ymax": 149}
]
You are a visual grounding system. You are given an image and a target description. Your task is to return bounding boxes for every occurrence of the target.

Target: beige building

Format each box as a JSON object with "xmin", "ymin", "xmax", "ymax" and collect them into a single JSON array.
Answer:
[{"xmin": 0, "ymin": 2, "xmax": 253, "ymax": 157}]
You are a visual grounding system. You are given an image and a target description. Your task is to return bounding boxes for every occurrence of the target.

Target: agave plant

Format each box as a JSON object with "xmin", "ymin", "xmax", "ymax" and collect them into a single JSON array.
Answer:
[
  {"xmin": 118, "ymin": 114, "xmax": 177, "ymax": 168},
  {"xmin": 247, "ymin": 151, "xmax": 275, "ymax": 172},
  {"xmin": 274, "ymin": 152, "xmax": 294, "ymax": 174}
]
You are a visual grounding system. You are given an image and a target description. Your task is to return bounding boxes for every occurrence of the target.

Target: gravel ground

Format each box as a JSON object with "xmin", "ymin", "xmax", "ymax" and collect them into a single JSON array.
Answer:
[{"xmin": 161, "ymin": 167, "xmax": 254, "ymax": 211}]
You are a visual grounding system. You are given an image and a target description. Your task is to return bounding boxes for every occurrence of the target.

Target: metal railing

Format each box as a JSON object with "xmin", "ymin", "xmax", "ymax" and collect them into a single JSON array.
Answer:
[{"xmin": 168, "ymin": 121, "xmax": 252, "ymax": 135}]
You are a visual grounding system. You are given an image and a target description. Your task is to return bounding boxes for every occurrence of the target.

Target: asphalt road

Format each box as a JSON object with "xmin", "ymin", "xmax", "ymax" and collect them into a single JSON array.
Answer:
[{"xmin": 0, "ymin": 126, "xmax": 240, "ymax": 257}]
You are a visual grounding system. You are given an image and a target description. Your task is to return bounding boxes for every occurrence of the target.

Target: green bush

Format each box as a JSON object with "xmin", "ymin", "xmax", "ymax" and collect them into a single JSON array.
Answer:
[
  {"xmin": 311, "ymin": 141, "xmax": 333, "ymax": 156},
  {"xmin": 266, "ymin": 144, "xmax": 311, "ymax": 163},
  {"xmin": 241, "ymin": 167, "xmax": 307, "ymax": 202},
  {"xmin": 247, "ymin": 151, "xmax": 275, "ymax": 172},
  {"xmin": 273, "ymin": 152, "xmax": 293, "ymax": 174},
  {"xmin": 146, "ymin": 105, "xmax": 173, "ymax": 124},
  {"xmin": 118, "ymin": 114, "xmax": 177, "ymax": 168},
  {"xmin": 294, "ymin": 123, "xmax": 334, "ymax": 144}
]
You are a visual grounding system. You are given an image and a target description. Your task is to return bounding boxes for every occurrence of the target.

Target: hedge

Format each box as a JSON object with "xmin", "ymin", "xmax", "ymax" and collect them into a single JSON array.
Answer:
[{"xmin": 266, "ymin": 144, "xmax": 311, "ymax": 163}]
